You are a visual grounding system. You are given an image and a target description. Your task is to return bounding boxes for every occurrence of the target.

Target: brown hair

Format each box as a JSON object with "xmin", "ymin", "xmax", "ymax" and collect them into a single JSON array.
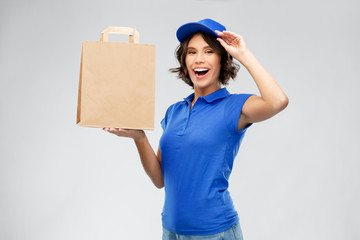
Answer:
[{"xmin": 169, "ymin": 31, "xmax": 240, "ymax": 88}]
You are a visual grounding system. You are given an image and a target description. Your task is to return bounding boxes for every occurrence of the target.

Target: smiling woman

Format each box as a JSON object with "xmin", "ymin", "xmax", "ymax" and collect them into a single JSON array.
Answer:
[
  {"xmin": 103, "ymin": 18, "xmax": 288, "ymax": 240},
  {"xmin": 186, "ymin": 34, "xmax": 222, "ymax": 91},
  {"xmin": 169, "ymin": 31, "xmax": 239, "ymax": 89}
]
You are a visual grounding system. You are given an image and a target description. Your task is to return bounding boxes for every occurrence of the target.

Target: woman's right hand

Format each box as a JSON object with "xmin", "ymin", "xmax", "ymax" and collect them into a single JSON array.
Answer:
[{"xmin": 102, "ymin": 127, "xmax": 145, "ymax": 141}]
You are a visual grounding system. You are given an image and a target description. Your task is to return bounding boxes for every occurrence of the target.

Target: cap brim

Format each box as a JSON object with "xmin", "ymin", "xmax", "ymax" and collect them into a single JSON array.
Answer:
[{"xmin": 176, "ymin": 22, "xmax": 220, "ymax": 42}]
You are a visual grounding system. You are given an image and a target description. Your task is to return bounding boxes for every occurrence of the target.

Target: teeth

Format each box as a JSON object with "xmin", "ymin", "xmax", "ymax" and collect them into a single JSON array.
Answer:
[{"xmin": 194, "ymin": 68, "xmax": 209, "ymax": 72}]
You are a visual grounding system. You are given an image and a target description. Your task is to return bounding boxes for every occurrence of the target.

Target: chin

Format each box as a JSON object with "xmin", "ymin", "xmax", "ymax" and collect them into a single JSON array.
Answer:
[
  {"xmin": 192, "ymin": 79, "xmax": 217, "ymax": 89},
  {"xmin": 194, "ymin": 83, "xmax": 210, "ymax": 89}
]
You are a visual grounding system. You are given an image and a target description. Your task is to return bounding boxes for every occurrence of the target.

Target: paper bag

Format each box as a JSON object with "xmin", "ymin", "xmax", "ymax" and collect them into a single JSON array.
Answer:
[{"xmin": 76, "ymin": 27, "xmax": 156, "ymax": 129}]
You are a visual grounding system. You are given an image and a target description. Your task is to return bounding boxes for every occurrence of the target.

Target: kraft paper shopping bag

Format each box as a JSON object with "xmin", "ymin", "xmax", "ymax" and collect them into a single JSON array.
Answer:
[{"xmin": 77, "ymin": 27, "xmax": 155, "ymax": 129}]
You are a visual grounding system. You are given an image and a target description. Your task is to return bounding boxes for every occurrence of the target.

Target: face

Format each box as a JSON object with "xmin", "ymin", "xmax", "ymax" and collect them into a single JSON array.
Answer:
[{"xmin": 185, "ymin": 33, "xmax": 221, "ymax": 91}]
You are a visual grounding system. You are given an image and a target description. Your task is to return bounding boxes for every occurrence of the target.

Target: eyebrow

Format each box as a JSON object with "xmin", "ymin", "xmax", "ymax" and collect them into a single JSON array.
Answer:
[{"xmin": 187, "ymin": 45, "xmax": 212, "ymax": 50}]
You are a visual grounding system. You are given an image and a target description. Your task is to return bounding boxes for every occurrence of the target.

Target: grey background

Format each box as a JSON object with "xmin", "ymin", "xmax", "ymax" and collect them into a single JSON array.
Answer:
[{"xmin": 1, "ymin": 0, "xmax": 359, "ymax": 239}]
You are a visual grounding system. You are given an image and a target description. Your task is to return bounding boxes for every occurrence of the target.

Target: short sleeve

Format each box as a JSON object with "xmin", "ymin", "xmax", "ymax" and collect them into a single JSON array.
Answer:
[
  {"xmin": 160, "ymin": 104, "xmax": 174, "ymax": 131},
  {"xmin": 160, "ymin": 114, "xmax": 167, "ymax": 131},
  {"xmin": 224, "ymin": 94, "xmax": 255, "ymax": 133}
]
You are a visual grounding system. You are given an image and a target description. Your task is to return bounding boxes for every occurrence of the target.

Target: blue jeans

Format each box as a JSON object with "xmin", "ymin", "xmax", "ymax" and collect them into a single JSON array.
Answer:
[{"xmin": 162, "ymin": 221, "xmax": 244, "ymax": 240}]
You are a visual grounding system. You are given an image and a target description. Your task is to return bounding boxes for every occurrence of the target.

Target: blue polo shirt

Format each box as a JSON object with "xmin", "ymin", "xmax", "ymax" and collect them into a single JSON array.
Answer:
[{"xmin": 159, "ymin": 87, "xmax": 254, "ymax": 235}]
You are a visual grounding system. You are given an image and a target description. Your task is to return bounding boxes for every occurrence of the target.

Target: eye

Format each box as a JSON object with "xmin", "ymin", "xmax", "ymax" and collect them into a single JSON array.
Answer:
[
  {"xmin": 188, "ymin": 51, "xmax": 196, "ymax": 54},
  {"xmin": 206, "ymin": 50, "xmax": 214, "ymax": 54}
]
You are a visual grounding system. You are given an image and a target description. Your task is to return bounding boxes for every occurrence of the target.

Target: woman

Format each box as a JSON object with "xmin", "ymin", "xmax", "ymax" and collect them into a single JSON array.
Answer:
[{"xmin": 103, "ymin": 18, "xmax": 288, "ymax": 240}]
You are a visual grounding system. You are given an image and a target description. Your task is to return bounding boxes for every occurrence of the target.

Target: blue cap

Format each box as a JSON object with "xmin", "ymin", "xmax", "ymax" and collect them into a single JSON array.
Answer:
[{"xmin": 176, "ymin": 18, "xmax": 226, "ymax": 43}]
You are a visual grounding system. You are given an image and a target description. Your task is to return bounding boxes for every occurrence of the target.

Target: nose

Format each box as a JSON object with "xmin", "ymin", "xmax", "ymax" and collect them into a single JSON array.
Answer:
[{"xmin": 195, "ymin": 52, "xmax": 204, "ymax": 64}]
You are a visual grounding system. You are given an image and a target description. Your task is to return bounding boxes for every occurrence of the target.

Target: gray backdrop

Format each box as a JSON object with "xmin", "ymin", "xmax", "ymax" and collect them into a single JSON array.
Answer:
[{"xmin": 1, "ymin": 0, "xmax": 359, "ymax": 239}]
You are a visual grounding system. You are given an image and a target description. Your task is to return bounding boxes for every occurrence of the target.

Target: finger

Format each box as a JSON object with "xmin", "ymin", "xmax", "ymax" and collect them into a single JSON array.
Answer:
[
  {"xmin": 215, "ymin": 31, "xmax": 235, "ymax": 44},
  {"xmin": 223, "ymin": 30, "xmax": 242, "ymax": 38},
  {"xmin": 117, "ymin": 128, "xmax": 128, "ymax": 132},
  {"xmin": 108, "ymin": 128, "xmax": 118, "ymax": 133},
  {"xmin": 215, "ymin": 30, "xmax": 224, "ymax": 36},
  {"xmin": 109, "ymin": 129, "xmax": 121, "ymax": 135},
  {"xmin": 216, "ymin": 38, "xmax": 229, "ymax": 51},
  {"xmin": 222, "ymin": 31, "xmax": 243, "ymax": 42},
  {"xmin": 222, "ymin": 34, "xmax": 238, "ymax": 43},
  {"xmin": 218, "ymin": 36, "xmax": 233, "ymax": 47},
  {"xmin": 216, "ymin": 30, "xmax": 234, "ymax": 38}
]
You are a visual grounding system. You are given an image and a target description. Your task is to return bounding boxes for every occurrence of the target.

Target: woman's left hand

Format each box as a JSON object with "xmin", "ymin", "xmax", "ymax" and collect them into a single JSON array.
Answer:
[{"xmin": 215, "ymin": 30, "xmax": 250, "ymax": 63}]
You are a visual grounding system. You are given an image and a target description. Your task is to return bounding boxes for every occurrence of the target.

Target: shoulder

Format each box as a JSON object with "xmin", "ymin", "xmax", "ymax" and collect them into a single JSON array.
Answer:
[
  {"xmin": 225, "ymin": 93, "xmax": 255, "ymax": 105},
  {"xmin": 164, "ymin": 99, "xmax": 185, "ymax": 116},
  {"xmin": 167, "ymin": 100, "xmax": 184, "ymax": 111}
]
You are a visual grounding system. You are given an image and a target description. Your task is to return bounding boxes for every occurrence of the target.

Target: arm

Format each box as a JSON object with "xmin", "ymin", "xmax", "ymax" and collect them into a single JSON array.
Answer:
[
  {"xmin": 103, "ymin": 128, "xmax": 164, "ymax": 189},
  {"xmin": 216, "ymin": 31, "xmax": 289, "ymax": 127},
  {"xmin": 134, "ymin": 136, "xmax": 164, "ymax": 189}
]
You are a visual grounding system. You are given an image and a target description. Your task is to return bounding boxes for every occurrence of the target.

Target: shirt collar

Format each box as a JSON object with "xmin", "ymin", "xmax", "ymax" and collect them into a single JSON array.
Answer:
[{"xmin": 183, "ymin": 87, "xmax": 230, "ymax": 104}]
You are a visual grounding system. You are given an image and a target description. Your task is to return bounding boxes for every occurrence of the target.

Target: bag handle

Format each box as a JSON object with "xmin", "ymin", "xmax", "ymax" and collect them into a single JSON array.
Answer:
[{"xmin": 100, "ymin": 27, "xmax": 139, "ymax": 43}]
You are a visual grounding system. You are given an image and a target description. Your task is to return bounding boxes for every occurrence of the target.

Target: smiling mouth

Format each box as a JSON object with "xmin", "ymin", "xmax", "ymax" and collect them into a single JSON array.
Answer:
[{"xmin": 194, "ymin": 68, "xmax": 210, "ymax": 78}]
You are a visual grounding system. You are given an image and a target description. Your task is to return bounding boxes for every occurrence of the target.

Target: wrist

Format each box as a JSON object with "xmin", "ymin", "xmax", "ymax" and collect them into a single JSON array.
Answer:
[
  {"xmin": 133, "ymin": 132, "xmax": 146, "ymax": 143},
  {"xmin": 236, "ymin": 50, "xmax": 254, "ymax": 67}
]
